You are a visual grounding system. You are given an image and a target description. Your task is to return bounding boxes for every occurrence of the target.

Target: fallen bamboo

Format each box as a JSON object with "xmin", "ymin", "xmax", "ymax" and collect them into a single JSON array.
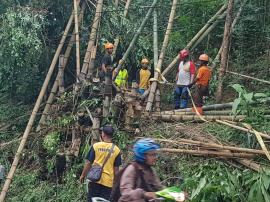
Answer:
[
  {"xmin": 216, "ymin": 120, "xmax": 270, "ymax": 139},
  {"xmin": 145, "ymin": 138, "xmax": 265, "ymax": 155},
  {"xmin": 0, "ymin": 5, "xmax": 77, "ymax": 200},
  {"xmin": 74, "ymin": 0, "xmax": 81, "ymax": 80},
  {"xmin": 80, "ymin": 0, "xmax": 104, "ymax": 79},
  {"xmin": 160, "ymin": 148, "xmax": 255, "ymax": 158},
  {"xmin": 113, "ymin": 0, "xmax": 158, "ymax": 80},
  {"xmin": 146, "ymin": 0, "xmax": 178, "ymax": 111},
  {"xmin": 36, "ymin": 2, "xmax": 86, "ymax": 131},
  {"xmin": 152, "ymin": 114, "xmax": 246, "ymax": 122},
  {"xmin": 242, "ymin": 123, "xmax": 270, "ymax": 162},
  {"xmin": 152, "ymin": 110, "xmax": 233, "ymax": 116},
  {"xmin": 162, "ymin": 4, "xmax": 227, "ymax": 77}
]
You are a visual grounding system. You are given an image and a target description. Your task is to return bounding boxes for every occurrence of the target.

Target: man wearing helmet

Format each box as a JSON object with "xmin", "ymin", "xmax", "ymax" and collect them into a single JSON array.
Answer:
[
  {"xmin": 174, "ymin": 49, "xmax": 196, "ymax": 109},
  {"xmin": 136, "ymin": 58, "xmax": 152, "ymax": 95},
  {"xmin": 99, "ymin": 42, "xmax": 115, "ymax": 82},
  {"xmin": 114, "ymin": 138, "xmax": 163, "ymax": 202},
  {"xmin": 188, "ymin": 54, "xmax": 212, "ymax": 115}
]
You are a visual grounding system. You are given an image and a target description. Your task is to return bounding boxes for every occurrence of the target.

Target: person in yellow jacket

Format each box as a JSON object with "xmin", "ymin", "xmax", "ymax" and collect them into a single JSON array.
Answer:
[
  {"xmin": 136, "ymin": 58, "xmax": 151, "ymax": 95},
  {"xmin": 80, "ymin": 125, "xmax": 122, "ymax": 202},
  {"xmin": 113, "ymin": 59, "xmax": 128, "ymax": 89}
]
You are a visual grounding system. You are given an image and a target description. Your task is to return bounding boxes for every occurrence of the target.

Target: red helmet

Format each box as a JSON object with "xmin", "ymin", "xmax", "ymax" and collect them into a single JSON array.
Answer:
[{"xmin": 179, "ymin": 49, "xmax": 189, "ymax": 60}]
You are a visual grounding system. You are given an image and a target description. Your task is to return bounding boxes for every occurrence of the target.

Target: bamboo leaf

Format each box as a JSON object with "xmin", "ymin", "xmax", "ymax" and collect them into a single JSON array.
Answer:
[
  {"xmin": 243, "ymin": 92, "xmax": 254, "ymax": 103},
  {"xmin": 261, "ymin": 186, "xmax": 270, "ymax": 202},
  {"xmin": 262, "ymin": 175, "xmax": 270, "ymax": 190},
  {"xmin": 231, "ymin": 84, "xmax": 245, "ymax": 94},
  {"xmin": 191, "ymin": 177, "xmax": 207, "ymax": 199},
  {"xmin": 254, "ymin": 93, "xmax": 267, "ymax": 98}
]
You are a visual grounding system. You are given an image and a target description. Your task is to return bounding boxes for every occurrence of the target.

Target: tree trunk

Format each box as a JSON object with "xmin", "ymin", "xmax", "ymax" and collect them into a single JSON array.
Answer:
[
  {"xmin": 80, "ymin": 0, "xmax": 104, "ymax": 80},
  {"xmin": 216, "ymin": 0, "xmax": 235, "ymax": 103},
  {"xmin": 74, "ymin": 0, "xmax": 80, "ymax": 80},
  {"xmin": 36, "ymin": 2, "xmax": 86, "ymax": 131},
  {"xmin": 113, "ymin": 0, "xmax": 158, "ymax": 80},
  {"xmin": 0, "ymin": 4, "xmax": 77, "ymax": 200},
  {"xmin": 146, "ymin": 0, "xmax": 178, "ymax": 111},
  {"xmin": 212, "ymin": 0, "xmax": 246, "ymax": 69},
  {"xmin": 161, "ymin": 4, "xmax": 228, "ymax": 77}
]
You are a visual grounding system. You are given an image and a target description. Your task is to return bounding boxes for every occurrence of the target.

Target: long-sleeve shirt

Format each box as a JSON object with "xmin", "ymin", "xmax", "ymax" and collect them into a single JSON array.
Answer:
[{"xmin": 119, "ymin": 163, "xmax": 163, "ymax": 202}]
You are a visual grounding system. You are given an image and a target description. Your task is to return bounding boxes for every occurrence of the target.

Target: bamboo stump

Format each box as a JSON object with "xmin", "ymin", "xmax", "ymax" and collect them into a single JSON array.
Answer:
[{"xmin": 58, "ymin": 55, "xmax": 65, "ymax": 95}]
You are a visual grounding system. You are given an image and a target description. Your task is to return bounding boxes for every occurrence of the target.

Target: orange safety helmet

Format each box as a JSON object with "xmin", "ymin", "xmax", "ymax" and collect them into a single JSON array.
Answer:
[
  {"xmin": 179, "ymin": 49, "xmax": 189, "ymax": 60},
  {"xmin": 141, "ymin": 58, "xmax": 149, "ymax": 64},
  {"xmin": 105, "ymin": 42, "xmax": 114, "ymax": 49},
  {"xmin": 199, "ymin": 54, "xmax": 209, "ymax": 62}
]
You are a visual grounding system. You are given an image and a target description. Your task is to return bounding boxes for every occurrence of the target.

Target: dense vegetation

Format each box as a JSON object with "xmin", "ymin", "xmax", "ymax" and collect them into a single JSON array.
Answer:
[{"xmin": 0, "ymin": 0, "xmax": 270, "ymax": 201}]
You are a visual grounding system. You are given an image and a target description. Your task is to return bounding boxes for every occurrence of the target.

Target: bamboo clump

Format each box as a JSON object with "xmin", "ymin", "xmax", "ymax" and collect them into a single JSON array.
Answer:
[
  {"xmin": 0, "ymin": 4, "xmax": 79, "ymax": 200},
  {"xmin": 146, "ymin": 0, "xmax": 178, "ymax": 111}
]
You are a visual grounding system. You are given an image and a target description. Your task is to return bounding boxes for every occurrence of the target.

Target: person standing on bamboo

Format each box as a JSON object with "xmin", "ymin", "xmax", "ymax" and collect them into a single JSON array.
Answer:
[
  {"xmin": 174, "ymin": 49, "xmax": 196, "ymax": 109},
  {"xmin": 80, "ymin": 125, "xmax": 122, "ymax": 202},
  {"xmin": 100, "ymin": 42, "xmax": 114, "ymax": 81},
  {"xmin": 188, "ymin": 54, "xmax": 212, "ymax": 115},
  {"xmin": 136, "ymin": 58, "xmax": 151, "ymax": 95}
]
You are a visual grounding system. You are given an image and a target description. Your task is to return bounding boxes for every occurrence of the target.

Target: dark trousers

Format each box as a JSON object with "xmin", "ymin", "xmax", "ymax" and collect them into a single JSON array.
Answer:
[
  {"xmin": 193, "ymin": 85, "xmax": 209, "ymax": 107},
  {"xmin": 88, "ymin": 182, "xmax": 112, "ymax": 202}
]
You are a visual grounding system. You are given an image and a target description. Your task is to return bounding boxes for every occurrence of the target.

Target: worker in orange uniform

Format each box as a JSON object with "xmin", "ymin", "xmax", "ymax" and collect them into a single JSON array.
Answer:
[
  {"xmin": 136, "ymin": 58, "xmax": 151, "ymax": 95},
  {"xmin": 188, "ymin": 54, "xmax": 212, "ymax": 115}
]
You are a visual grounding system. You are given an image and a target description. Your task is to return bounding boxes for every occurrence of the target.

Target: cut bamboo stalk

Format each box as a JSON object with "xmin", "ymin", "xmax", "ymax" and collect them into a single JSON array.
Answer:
[
  {"xmin": 152, "ymin": 114, "xmax": 245, "ymax": 122},
  {"xmin": 162, "ymin": 4, "xmax": 227, "ymax": 77},
  {"xmin": 103, "ymin": 71, "xmax": 113, "ymax": 118},
  {"xmin": 74, "ymin": 0, "xmax": 80, "ymax": 80},
  {"xmin": 36, "ymin": 2, "xmax": 86, "ymax": 131},
  {"xmin": 160, "ymin": 148, "xmax": 255, "ymax": 158},
  {"xmin": 146, "ymin": 138, "xmax": 265, "ymax": 155},
  {"xmin": 242, "ymin": 123, "xmax": 270, "ymax": 162},
  {"xmin": 155, "ymin": 88, "xmax": 161, "ymax": 112},
  {"xmin": 146, "ymin": 0, "xmax": 178, "ymax": 111},
  {"xmin": 58, "ymin": 55, "xmax": 65, "ymax": 95},
  {"xmin": 153, "ymin": 9, "xmax": 158, "ymax": 69},
  {"xmin": 216, "ymin": 120, "xmax": 270, "ymax": 139},
  {"xmin": 216, "ymin": 0, "xmax": 235, "ymax": 103},
  {"xmin": 113, "ymin": 0, "xmax": 158, "ymax": 80},
  {"xmin": 0, "ymin": 6, "xmax": 77, "ymax": 200},
  {"xmin": 80, "ymin": 0, "xmax": 104, "ymax": 79}
]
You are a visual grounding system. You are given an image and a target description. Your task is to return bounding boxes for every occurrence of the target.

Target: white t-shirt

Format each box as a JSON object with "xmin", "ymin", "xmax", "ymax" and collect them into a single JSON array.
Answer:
[{"xmin": 176, "ymin": 61, "xmax": 195, "ymax": 86}]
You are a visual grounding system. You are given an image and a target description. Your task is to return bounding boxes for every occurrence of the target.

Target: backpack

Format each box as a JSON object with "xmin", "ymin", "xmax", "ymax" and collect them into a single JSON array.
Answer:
[{"xmin": 110, "ymin": 162, "xmax": 146, "ymax": 202}]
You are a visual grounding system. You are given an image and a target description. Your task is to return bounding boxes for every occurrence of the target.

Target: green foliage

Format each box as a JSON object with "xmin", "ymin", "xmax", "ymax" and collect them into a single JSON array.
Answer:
[
  {"xmin": 0, "ymin": 7, "xmax": 46, "ymax": 101},
  {"xmin": 43, "ymin": 131, "xmax": 60, "ymax": 155},
  {"xmin": 231, "ymin": 84, "xmax": 267, "ymax": 115}
]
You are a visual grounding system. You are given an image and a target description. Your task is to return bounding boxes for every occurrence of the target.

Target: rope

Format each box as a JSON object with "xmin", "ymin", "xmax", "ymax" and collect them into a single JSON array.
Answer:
[{"xmin": 226, "ymin": 70, "xmax": 270, "ymax": 85}]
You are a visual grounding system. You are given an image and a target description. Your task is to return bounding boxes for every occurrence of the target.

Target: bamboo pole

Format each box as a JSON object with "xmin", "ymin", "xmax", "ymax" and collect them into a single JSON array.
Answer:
[
  {"xmin": 123, "ymin": 0, "xmax": 132, "ymax": 17},
  {"xmin": 153, "ymin": 9, "xmax": 158, "ymax": 69},
  {"xmin": 0, "ymin": 7, "xmax": 77, "ymax": 201},
  {"xmin": 112, "ymin": 0, "xmax": 158, "ymax": 80},
  {"xmin": 152, "ymin": 110, "xmax": 234, "ymax": 116},
  {"xmin": 160, "ymin": 148, "xmax": 255, "ymax": 158},
  {"xmin": 216, "ymin": 120, "xmax": 270, "ymax": 139},
  {"xmin": 216, "ymin": 0, "xmax": 235, "ymax": 103},
  {"xmin": 80, "ymin": 0, "xmax": 104, "ymax": 79},
  {"xmin": 152, "ymin": 114, "xmax": 246, "ymax": 122},
  {"xmin": 36, "ymin": 2, "xmax": 86, "ymax": 131},
  {"xmin": 226, "ymin": 70, "xmax": 270, "ymax": 85},
  {"xmin": 146, "ymin": 0, "xmax": 178, "ymax": 111},
  {"xmin": 147, "ymin": 138, "xmax": 265, "ymax": 155},
  {"xmin": 242, "ymin": 123, "xmax": 270, "ymax": 162},
  {"xmin": 58, "ymin": 55, "xmax": 65, "ymax": 95},
  {"xmin": 74, "ymin": 0, "xmax": 80, "ymax": 80},
  {"xmin": 161, "ymin": 4, "xmax": 227, "ymax": 77}
]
